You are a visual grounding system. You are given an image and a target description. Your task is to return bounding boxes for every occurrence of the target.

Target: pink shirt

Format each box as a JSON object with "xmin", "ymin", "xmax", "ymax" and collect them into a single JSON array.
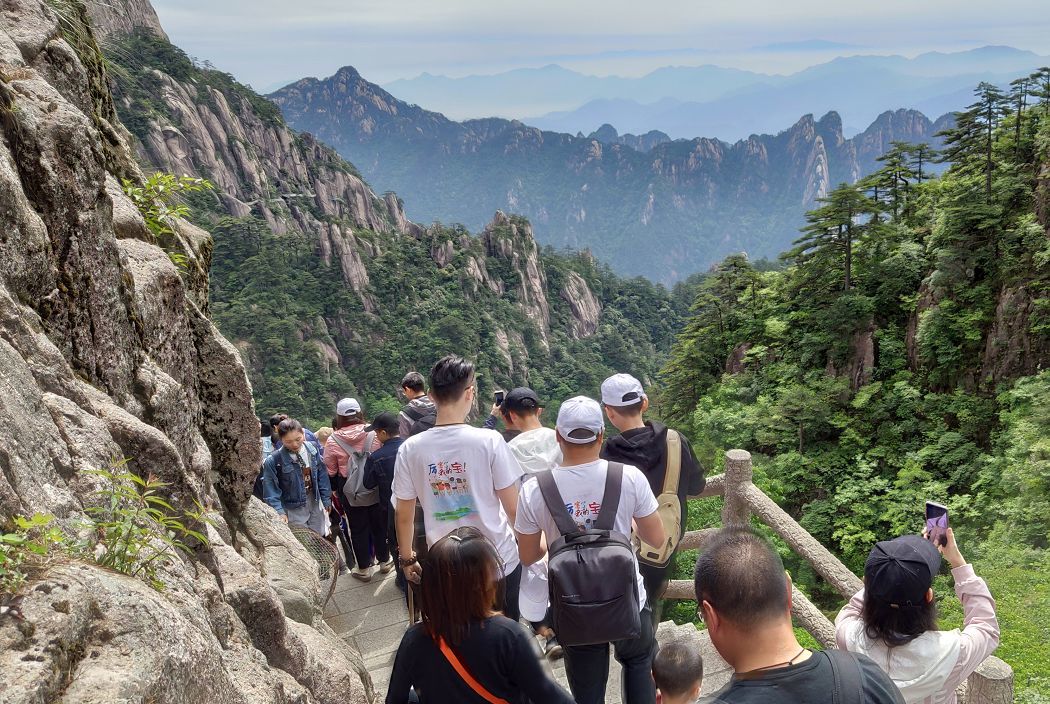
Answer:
[
  {"xmin": 323, "ymin": 424, "xmax": 374, "ymax": 478},
  {"xmin": 836, "ymin": 564, "xmax": 1000, "ymax": 704}
]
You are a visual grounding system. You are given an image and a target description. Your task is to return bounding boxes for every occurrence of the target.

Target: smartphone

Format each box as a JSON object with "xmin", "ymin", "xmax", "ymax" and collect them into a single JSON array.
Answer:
[
  {"xmin": 494, "ymin": 389, "xmax": 506, "ymax": 406},
  {"xmin": 925, "ymin": 501, "xmax": 949, "ymax": 547}
]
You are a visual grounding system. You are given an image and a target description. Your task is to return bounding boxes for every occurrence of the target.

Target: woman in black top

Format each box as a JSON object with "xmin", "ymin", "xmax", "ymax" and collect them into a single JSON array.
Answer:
[{"xmin": 386, "ymin": 527, "xmax": 574, "ymax": 704}]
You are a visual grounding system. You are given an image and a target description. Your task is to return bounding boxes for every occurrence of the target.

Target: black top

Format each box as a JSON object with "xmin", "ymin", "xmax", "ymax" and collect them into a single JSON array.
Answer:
[
  {"xmin": 704, "ymin": 650, "xmax": 905, "ymax": 704},
  {"xmin": 362, "ymin": 436, "xmax": 403, "ymax": 510},
  {"xmin": 601, "ymin": 420, "xmax": 705, "ymax": 526},
  {"xmin": 385, "ymin": 617, "xmax": 574, "ymax": 704}
]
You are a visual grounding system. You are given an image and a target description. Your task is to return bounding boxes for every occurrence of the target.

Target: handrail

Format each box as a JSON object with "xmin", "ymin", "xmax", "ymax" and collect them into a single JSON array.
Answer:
[{"xmin": 665, "ymin": 449, "xmax": 1014, "ymax": 703}]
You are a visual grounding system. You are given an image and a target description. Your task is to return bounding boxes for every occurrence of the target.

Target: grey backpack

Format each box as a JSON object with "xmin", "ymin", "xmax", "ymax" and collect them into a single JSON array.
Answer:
[
  {"xmin": 537, "ymin": 462, "xmax": 641, "ymax": 647},
  {"xmin": 332, "ymin": 433, "xmax": 377, "ymax": 507}
]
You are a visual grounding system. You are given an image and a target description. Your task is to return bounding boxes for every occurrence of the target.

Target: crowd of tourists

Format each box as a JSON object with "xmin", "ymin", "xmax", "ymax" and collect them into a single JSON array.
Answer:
[{"xmin": 255, "ymin": 356, "xmax": 1000, "ymax": 704}]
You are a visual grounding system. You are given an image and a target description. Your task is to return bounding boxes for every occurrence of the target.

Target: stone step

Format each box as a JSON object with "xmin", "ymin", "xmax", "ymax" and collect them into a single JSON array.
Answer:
[{"xmin": 323, "ymin": 570, "xmax": 726, "ymax": 702}]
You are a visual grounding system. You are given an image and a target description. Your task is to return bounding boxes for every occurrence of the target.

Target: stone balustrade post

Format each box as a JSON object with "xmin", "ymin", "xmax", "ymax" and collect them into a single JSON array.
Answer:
[
  {"xmin": 961, "ymin": 657, "xmax": 1013, "ymax": 704},
  {"xmin": 721, "ymin": 449, "xmax": 752, "ymax": 527}
]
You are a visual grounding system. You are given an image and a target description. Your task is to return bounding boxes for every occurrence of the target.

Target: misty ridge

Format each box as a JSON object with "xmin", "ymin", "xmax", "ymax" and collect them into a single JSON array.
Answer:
[{"xmin": 380, "ymin": 45, "xmax": 1050, "ymax": 141}]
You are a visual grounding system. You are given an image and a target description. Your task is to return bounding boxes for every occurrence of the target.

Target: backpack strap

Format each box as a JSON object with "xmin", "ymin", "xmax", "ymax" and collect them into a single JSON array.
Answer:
[
  {"xmin": 438, "ymin": 638, "xmax": 510, "ymax": 704},
  {"xmin": 536, "ymin": 470, "xmax": 579, "ymax": 537},
  {"xmin": 593, "ymin": 462, "xmax": 624, "ymax": 531},
  {"xmin": 330, "ymin": 433, "xmax": 358, "ymax": 457},
  {"xmin": 825, "ymin": 649, "xmax": 865, "ymax": 704},
  {"xmin": 663, "ymin": 430, "xmax": 682, "ymax": 496}
]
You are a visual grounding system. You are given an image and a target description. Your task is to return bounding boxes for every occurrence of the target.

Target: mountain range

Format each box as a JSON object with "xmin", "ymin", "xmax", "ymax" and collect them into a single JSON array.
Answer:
[
  {"xmin": 270, "ymin": 68, "xmax": 952, "ymax": 283},
  {"xmin": 382, "ymin": 47, "xmax": 1048, "ymax": 140}
]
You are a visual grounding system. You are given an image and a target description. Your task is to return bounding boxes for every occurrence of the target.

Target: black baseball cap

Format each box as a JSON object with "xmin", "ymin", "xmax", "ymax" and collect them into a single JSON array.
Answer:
[
  {"xmin": 501, "ymin": 387, "xmax": 541, "ymax": 412},
  {"xmin": 364, "ymin": 411, "xmax": 400, "ymax": 435},
  {"xmin": 864, "ymin": 535, "xmax": 942, "ymax": 607}
]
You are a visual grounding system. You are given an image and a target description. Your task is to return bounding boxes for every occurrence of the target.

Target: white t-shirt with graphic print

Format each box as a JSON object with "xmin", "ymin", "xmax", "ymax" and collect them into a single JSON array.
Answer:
[
  {"xmin": 514, "ymin": 459, "xmax": 659, "ymax": 608},
  {"xmin": 393, "ymin": 424, "xmax": 524, "ymax": 574}
]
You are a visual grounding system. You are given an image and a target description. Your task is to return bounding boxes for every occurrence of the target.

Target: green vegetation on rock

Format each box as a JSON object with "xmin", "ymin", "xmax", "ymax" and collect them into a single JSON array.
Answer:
[{"xmin": 661, "ymin": 75, "xmax": 1050, "ymax": 699}]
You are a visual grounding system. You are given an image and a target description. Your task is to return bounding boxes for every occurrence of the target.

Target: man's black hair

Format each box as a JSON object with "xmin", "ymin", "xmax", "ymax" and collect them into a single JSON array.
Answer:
[
  {"xmin": 613, "ymin": 399, "xmax": 645, "ymax": 415},
  {"xmin": 260, "ymin": 418, "xmax": 272, "ymax": 438},
  {"xmin": 401, "ymin": 371, "xmax": 426, "ymax": 393},
  {"xmin": 652, "ymin": 639, "xmax": 704, "ymax": 698},
  {"xmin": 429, "ymin": 355, "xmax": 475, "ymax": 404},
  {"xmin": 693, "ymin": 526, "xmax": 789, "ymax": 628}
]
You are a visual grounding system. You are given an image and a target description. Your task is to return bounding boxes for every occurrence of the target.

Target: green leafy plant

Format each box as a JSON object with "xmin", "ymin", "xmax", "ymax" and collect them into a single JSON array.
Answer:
[
  {"xmin": 0, "ymin": 513, "xmax": 68, "ymax": 595},
  {"xmin": 121, "ymin": 172, "xmax": 213, "ymax": 269},
  {"xmin": 82, "ymin": 467, "xmax": 210, "ymax": 591}
]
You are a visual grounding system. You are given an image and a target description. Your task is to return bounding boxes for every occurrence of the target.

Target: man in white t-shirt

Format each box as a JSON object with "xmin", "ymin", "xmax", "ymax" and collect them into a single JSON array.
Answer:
[
  {"xmin": 515, "ymin": 396, "xmax": 664, "ymax": 704},
  {"xmin": 393, "ymin": 355, "xmax": 525, "ymax": 620}
]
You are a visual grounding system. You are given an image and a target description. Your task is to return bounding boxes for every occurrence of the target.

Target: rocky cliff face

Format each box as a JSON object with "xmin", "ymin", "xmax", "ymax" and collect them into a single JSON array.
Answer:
[
  {"xmin": 482, "ymin": 212, "xmax": 552, "ymax": 341},
  {"xmin": 104, "ymin": 33, "xmax": 421, "ymax": 304},
  {"xmin": 0, "ymin": 2, "xmax": 369, "ymax": 701},
  {"xmin": 87, "ymin": 2, "xmax": 646, "ymax": 424},
  {"xmin": 270, "ymin": 66, "xmax": 950, "ymax": 283},
  {"xmin": 85, "ymin": 0, "xmax": 167, "ymax": 39}
]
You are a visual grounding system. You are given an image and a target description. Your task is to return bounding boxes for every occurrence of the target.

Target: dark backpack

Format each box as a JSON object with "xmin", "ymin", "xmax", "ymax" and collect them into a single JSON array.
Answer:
[
  {"xmin": 403, "ymin": 398, "xmax": 437, "ymax": 436},
  {"xmin": 537, "ymin": 462, "xmax": 641, "ymax": 647}
]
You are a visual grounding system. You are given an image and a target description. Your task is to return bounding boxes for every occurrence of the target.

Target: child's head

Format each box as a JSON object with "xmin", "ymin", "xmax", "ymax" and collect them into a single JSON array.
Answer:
[{"xmin": 653, "ymin": 639, "xmax": 703, "ymax": 704}]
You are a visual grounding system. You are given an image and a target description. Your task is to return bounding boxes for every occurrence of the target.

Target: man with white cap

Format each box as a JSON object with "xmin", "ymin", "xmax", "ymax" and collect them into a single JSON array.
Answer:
[
  {"xmin": 515, "ymin": 396, "xmax": 664, "ymax": 704},
  {"xmin": 600, "ymin": 373, "xmax": 705, "ymax": 611}
]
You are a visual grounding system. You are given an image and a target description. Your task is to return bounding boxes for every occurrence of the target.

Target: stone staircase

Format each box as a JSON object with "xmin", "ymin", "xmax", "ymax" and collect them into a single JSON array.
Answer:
[{"xmin": 323, "ymin": 569, "xmax": 732, "ymax": 702}]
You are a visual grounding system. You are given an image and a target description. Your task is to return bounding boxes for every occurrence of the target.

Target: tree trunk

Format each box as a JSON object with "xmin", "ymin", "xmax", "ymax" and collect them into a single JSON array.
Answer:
[{"xmin": 844, "ymin": 225, "xmax": 852, "ymax": 292}]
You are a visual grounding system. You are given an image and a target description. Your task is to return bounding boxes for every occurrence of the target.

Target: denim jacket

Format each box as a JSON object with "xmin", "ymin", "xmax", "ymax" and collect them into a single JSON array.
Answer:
[{"xmin": 260, "ymin": 444, "xmax": 332, "ymax": 514}]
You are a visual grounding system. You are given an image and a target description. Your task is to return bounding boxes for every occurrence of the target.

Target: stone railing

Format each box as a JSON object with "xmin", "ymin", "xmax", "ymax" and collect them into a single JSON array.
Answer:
[{"xmin": 664, "ymin": 449, "xmax": 1014, "ymax": 704}]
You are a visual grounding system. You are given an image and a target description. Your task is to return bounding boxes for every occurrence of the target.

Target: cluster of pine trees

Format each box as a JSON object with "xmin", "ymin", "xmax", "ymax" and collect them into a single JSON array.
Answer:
[{"xmin": 660, "ymin": 73, "xmax": 1050, "ymax": 697}]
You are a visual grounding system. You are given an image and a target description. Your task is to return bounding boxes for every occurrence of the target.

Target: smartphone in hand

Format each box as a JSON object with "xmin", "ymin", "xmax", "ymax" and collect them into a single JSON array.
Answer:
[
  {"xmin": 494, "ymin": 389, "xmax": 506, "ymax": 406},
  {"xmin": 925, "ymin": 501, "xmax": 949, "ymax": 548}
]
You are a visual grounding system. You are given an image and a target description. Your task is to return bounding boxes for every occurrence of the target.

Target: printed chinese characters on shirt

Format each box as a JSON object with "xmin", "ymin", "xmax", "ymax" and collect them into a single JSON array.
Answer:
[{"xmin": 428, "ymin": 460, "xmax": 478, "ymax": 522}]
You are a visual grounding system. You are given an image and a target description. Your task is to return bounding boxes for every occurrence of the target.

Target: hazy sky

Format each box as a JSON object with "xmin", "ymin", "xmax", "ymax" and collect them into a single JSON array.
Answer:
[{"xmin": 150, "ymin": 0, "xmax": 1050, "ymax": 92}]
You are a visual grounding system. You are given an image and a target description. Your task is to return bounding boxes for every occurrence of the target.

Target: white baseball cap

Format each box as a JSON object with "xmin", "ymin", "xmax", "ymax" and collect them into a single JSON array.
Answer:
[
  {"xmin": 600, "ymin": 373, "xmax": 647, "ymax": 407},
  {"xmin": 336, "ymin": 397, "xmax": 361, "ymax": 415},
  {"xmin": 556, "ymin": 396, "xmax": 605, "ymax": 444}
]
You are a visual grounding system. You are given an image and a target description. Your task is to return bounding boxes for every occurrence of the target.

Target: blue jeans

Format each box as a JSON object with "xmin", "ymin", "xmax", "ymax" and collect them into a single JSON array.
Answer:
[{"xmin": 562, "ymin": 605, "xmax": 656, "ymax": 704}]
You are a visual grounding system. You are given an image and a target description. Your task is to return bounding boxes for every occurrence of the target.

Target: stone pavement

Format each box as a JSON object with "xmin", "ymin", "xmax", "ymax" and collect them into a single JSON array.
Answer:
[{"xmin": 323, "ymin": 568, "xmax": 732, "ymax": 702}]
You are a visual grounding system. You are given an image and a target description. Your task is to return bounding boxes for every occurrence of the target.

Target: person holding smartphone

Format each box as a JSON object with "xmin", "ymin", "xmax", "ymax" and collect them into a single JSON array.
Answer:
[{"xmin": 835, "ymin": 528, "xmax": 1000, "ymax": 704}]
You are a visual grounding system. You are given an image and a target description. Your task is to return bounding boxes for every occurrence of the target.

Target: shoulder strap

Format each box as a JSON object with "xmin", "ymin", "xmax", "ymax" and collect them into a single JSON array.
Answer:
[
  {"xmin": 826, "ymin": 649, "xmax": 865, "ymax": 704},
  {"xmin": 438, "ymin": 638, "xmax": 510, "ymax": 704},
  {"xmin": 663, "ymin": 430, "xmax": 682, "ymax": 495},
  {"xmin": 536, "ymin": 470, "xmax": 579, "ymax": 537},
  {"xmin": 594, "ymin": 462, "xmax": 624, "ymax": 531},
  {"xmin": 330, "ymin": 434, "xmax": 358, "ymax": 456}
]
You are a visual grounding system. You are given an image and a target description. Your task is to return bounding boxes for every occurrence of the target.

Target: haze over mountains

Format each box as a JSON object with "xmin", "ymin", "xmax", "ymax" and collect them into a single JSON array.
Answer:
[
  {"xmin": 271, "ymin": 67, "xmax": 951, "ymax": 283},
  {"xmin": 383, "ymin": 46, "xmax": 1049, "ymax": 140}
]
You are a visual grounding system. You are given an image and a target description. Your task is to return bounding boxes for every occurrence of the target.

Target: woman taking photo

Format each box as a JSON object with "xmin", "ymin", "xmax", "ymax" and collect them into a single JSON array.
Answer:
[
  {"xmin": 835, "ymin": 528, "xmax": 1000, "ymax": 704},
  {"xmin": 386, "ymin": 527, "xmax": 574, "ymax": 704}
]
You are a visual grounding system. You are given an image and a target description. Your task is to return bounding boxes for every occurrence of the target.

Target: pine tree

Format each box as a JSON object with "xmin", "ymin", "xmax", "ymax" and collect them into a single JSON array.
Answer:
[
  {"xmin": 788, "ymin": 184, "xmax": 878, "ymax": 293},
  {"xmin": 937, "ymin": 82, "xmax": 1008, "ymax": 201},
  {"xmin": 871, "ymin": 141, "xmax": 918, "ymax": 221},
  {"xmin": 1009, "ymin": 77, "xmax": 1030, "ymax": 158},
  {"xmin": 1031, "ymin": 67, "xmax": 1050, "ymax": 116},
  {"xmin": 907, "ymin": 143, "xmax": 936, "ymax": 184}
]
